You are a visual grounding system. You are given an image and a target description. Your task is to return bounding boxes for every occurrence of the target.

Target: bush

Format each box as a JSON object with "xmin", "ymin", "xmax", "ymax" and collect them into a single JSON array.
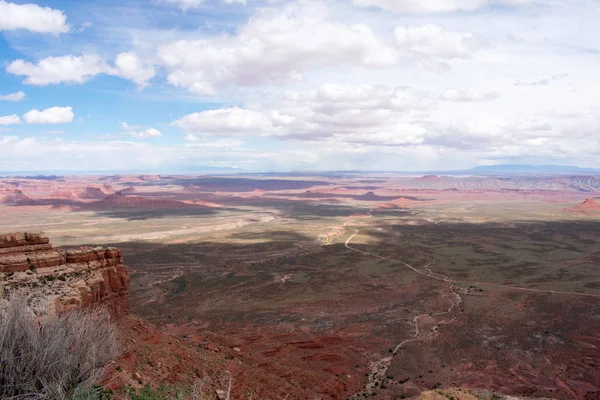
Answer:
[
  {"xmin": 122, "ymin": 384, "xmax": 188, "ymax": 400},
  {"xmin": 0, "ymin": 296, "xmax": 120, "ymax": 399}
]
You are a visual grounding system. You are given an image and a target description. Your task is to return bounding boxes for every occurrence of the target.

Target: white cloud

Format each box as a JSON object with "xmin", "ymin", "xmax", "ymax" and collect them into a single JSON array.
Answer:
[
  {"xmin": 173, "ymin": 84, "xmax": 437, "ymax": 142},
  {"xmin": 6, "ymin": 55, "xmax": 107, "ymax": 86},
  {"xmin": 352, "ymin": 0, "xmax": 537, "ymax": 13},
  {"xmin": 23, "ymin": 106, "xmax": 74, "ymax": 124},
  {"xmin": 394, "ymin": 25, "xmax": 481, "ymax": 59},
  {"xmin": 165, "ymin": 0, "xmax": 246, "ymax": 10},
  {"xmin": 158, "ymin": 3, "xmax": 397, "ymax": 94},
  {"xmin": 112, "ymin": 52, "xmax": 156, "ymax": 88},
  {"xmin": 440, "ymin": 88, "xmax": 499, "ymax": 102},
  {"xmin": 174, "ymin": 107, "xmax": 274, "ymax": 135},
  {"xmin": 124, "ymin": 128, "xmax": 163, "ymax": 139},
  {"xmin": 0, "ymin": 91, "xmax": 25, "ymax": 102},
  {"xmin": 0, "ymin": 115, "xmax": 21, "ymax": 125},
  {"xmin": 0, "ymin": 0, "xmax": 69, "ymax": 34},
  {"xmin": 121, "ymin": 122, "xmax": 163, "ymax": 139},
  {"xmin": 170, "ymin": 79, "xmax": 600, "ymax": 165},
  {"xmin": 1, "ymin": 0, "xmax": 599, "ymax": 172},
  {"xmin": 6, "ymin": 53, "xmax": 154, "ymax": 88},
  {"xmin": 0, "ymin": 136, "xmax": 317, "ymax": 172}
]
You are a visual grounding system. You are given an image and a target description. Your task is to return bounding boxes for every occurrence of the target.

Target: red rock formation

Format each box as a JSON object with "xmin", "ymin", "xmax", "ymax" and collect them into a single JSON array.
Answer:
[
  {"xmin": 80, "ymin": 186, "xmax": 110, "ymax": 199},
  {"xmin": 121, "ymin": 185, "xmax": 138, "ymax": 194},
  {"xmin": 378, "ymin": 197, "xmax": 422, "ymax": 209},
  {"xmin": 0, "ymin": 232, "xmax": 129, "ymax": 315},
  {"xmin": 1, "ymin": 189, "xmax": 41, "ymax": 206},
  {"xmin": 565, "ymin": 198, "xmax": 600, "ymax": 214}
]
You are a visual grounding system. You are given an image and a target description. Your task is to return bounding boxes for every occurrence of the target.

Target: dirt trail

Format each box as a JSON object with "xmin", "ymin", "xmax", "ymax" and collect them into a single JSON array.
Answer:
[
  {"xmin": 339, "ymin": 209, "xmax": 462, "ymax": 398},
  {"xmin": 336, "ymin": 208, "xmax": 600, "ymax": 397}
]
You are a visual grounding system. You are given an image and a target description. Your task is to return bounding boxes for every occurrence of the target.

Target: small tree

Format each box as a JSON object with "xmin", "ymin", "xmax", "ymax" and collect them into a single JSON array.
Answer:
[{"xmin": 0, "ymin": 295, "xmax": 120, "ymax": 399}]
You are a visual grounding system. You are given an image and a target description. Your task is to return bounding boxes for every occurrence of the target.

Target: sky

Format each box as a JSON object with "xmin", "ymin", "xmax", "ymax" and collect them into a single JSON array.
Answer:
[{"xmin": 0, "ymin": 0, "xmax": 599, "ymax": 172}]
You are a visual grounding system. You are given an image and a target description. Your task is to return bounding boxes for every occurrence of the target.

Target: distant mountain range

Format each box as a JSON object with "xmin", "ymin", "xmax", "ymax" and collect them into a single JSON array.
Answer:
[
  {"xmin": 1, "ymin": 164, "xmax": 599, "ymax": 178},
  {"xmin": 468, "ymin": 164, "xmax": 600, "ymax": 175}
]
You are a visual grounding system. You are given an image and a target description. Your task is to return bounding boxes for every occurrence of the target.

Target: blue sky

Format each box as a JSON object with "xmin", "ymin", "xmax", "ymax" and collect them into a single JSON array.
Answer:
[{"xmin": 1, "ymin": 0, "xmax": 599, "ymax": 172}]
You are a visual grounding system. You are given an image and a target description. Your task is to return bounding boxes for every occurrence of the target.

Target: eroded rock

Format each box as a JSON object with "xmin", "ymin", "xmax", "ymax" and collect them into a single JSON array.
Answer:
[{"xmin": 0, "ymin": 232, "xmax": 129, "ymax": 315}]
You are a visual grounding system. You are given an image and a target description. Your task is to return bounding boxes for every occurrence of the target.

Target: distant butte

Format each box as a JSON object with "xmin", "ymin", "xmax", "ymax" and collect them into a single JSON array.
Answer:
[
  {"xmin": 378, "ymin": 197, "xmax": 422, "ymax": 209},
  {"xmin": 1, "ymin": 189, "xmax": 41, "ymax": 206},
  {"xmin": 565, "ymin": 198, "xmax": 600, "ymax": 214},
  {"xmin": 80, "ymin": 186, "xmax": 110, "ymax": 200}
]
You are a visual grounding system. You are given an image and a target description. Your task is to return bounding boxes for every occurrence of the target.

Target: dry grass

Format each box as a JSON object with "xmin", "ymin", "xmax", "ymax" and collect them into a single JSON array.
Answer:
[{"xmin": 0, "ymin": 295, "xmax": 120, "ymax": 399}]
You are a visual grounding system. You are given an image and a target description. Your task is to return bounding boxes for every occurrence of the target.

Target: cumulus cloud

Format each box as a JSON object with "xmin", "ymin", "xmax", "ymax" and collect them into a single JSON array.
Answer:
[
  {"xmin": 173, "ymin": 107, "xmax": 275, "ymax": 135},
  {"xmin": 394, "ymin": 25, "xmax": 481, "ymax": 59},
  {"xmin": 0, "ymin": 115, "xmax": 21, "ymax": 125},
  {"xmin": 0, "ymin": 0, "xmax": 69, "ymax": 34},
  {"xmin": 440, "ymin": 88, "xmax": 500, "ymax": 102},
  {"xmin": 121, "ymin": 122, "xmax": 163, "ymax": 139},
  {"xmin": 0, "ymin": 91, "xmax": 25, "ymax": 102},
  {"xmin": 158, "ymin": 3, "xmax": 397, "ymax": 94},
  {"xmin": 23, "ymin": 106, "xmax": 74, "ymax": 124},
  {"xmin": 352, "ymin": 0, "xmax": 536, "ymax": 13},
  {"xmin": 6, "ymin": 55, "xmax": 107, "ymax": 86},
  {"xmin": 170, "ymin": 80, "xmax": 600, "ymax": 162},
  {"xmin": 113, "ymin": 52, "xmax": 156, "ymax": 88},
  {"xmin": 6, "ymin": 53, "xmax": 155, "ymax": 88},
  {"xmin": 172, "ymin": 83, "xmax": 436, "ymax": 143}
]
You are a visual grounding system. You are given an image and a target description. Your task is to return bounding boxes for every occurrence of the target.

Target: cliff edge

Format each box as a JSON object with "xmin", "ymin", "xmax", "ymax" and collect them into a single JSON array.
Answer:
[{"xmin": 0, "ymin": 232, "xmax": 129, "ymax": 315}]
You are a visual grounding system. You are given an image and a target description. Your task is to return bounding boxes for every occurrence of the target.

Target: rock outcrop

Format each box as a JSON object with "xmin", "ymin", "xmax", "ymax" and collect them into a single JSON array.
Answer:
[
  {"xmin": 377, "ymin": 197, "xmax": 422, "ymax": 209},
  {"xmin": 565, "ymin": 197, "xmax": 600, "ymax": 214},
  {"xmin": 0, "ymin": 232, "xmax": 129, "ymax": 315},
  {"xmin": 80, "ymin": 186, "xmax": 110, "ymax": 199},
  {"xmin": 1, "ymin": 189, "xmax": 41, "ymax": 206}
]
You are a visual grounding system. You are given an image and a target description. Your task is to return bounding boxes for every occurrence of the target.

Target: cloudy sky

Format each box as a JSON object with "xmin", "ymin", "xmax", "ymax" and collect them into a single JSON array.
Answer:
[{"xmin": 0, "ymin": 0, "xmax": 598, "ymax": 172}]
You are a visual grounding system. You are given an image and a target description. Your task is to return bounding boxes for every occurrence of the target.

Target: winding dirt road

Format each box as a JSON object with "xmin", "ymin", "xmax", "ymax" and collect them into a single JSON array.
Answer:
[
  {"xmin": 335, "ymin": 208, "xmax": 600, "ymax": 398},
  {"xmin": 341, "ymin": 209, "xmax": 462, "ymax": 398}
]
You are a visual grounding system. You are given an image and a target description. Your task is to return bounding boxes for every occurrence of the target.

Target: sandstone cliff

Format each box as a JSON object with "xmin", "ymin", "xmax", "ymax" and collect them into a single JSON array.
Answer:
[{"xmin": 0, "ymin": 232, "xmax": 129, "ymax": 315}]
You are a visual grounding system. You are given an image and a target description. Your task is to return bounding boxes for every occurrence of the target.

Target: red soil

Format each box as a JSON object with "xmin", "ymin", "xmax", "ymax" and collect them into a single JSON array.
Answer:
[
  {"xmin": 90, "ymin": 193, "xmax": 202, "ymax": 209},
  {"xmin": 106, "ymin": 316, "xmax": 375, "ymax": 399}
]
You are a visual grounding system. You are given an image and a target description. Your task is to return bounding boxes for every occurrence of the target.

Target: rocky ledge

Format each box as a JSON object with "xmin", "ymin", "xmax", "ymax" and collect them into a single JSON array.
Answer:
[{"xmin": 0, "ymin": 232, "xmax": 129, "ymax": 315}]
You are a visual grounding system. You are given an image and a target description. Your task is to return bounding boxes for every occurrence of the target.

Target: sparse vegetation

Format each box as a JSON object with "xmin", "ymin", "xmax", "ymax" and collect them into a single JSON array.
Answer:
[
  {"xmin": 122, "ymin": 385, "xmax": 188, "ymax": 400},
  {"xmin": 0, "ymin": 295, "xmax": 120, "ymax": 399}
]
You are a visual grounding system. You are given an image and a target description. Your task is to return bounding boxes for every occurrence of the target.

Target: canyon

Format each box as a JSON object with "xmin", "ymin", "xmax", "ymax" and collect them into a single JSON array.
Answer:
[{"xmin": 1, "ymin": 173, "xmax": 599, "ymax": 399}]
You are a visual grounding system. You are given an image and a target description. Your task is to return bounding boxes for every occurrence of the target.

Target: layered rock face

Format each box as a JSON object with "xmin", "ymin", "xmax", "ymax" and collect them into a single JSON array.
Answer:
[{"xmin": 0, "ymin": 232, "xmax": 129, "ymax": 315}]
